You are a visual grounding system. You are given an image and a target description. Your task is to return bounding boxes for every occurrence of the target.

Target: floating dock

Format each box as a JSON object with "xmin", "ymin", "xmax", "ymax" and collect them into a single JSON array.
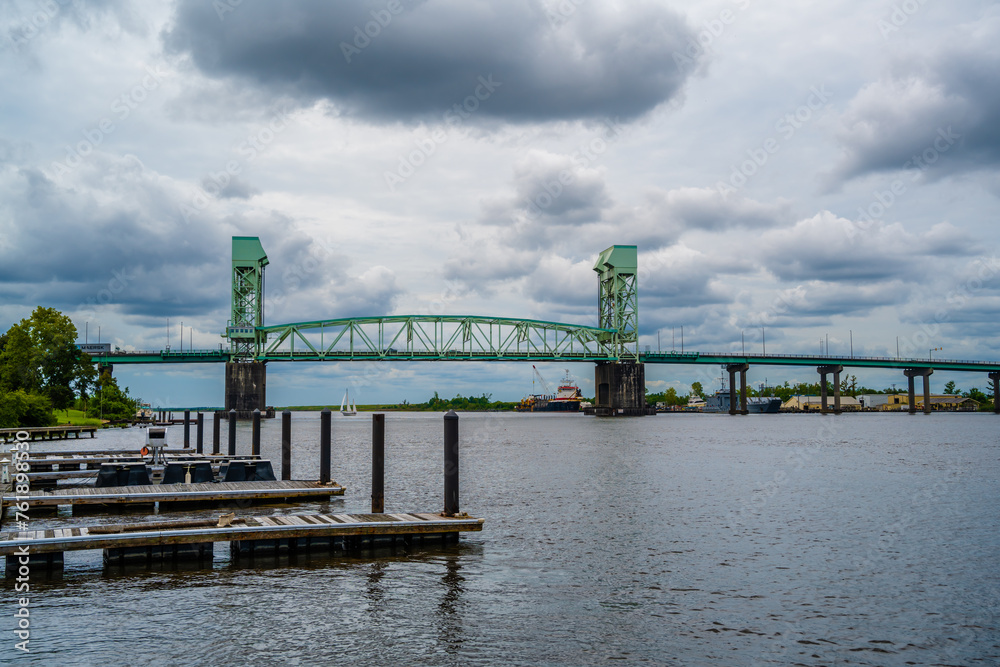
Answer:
[
  {"xmin": 3, "ymin": 480, "xmax": 344, "ymax": 513},
  {"xmin": 1, "ymin": 512, "xmax": 483, "ymax": 573},
  {"xmin": 0, "ymin": 426, "xmax": 97, "ymax": 441}
]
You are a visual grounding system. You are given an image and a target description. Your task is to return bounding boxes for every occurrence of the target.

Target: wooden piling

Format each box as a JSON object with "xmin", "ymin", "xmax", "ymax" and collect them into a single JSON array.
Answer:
[
  {"xmin": 252, "ymin": 408, "xmax": 261, "ymax": 456},
  {"xmin": 228, "ymin": 409, "xmax": 237, "ymax": 456},
  {"xmin": 183, "ymin": 410, "xmax": 191, "ymax": 448},
  {"xmin": 281, "ymin": 410, "xmax": 291, "ymax": 481},
  {"xmin": 320, "ymin": 408, "xmax": 331, "ymax": 484},
  {"xmin": 444, "ymin": 410, "xmax": 459, "ymax": 516},
  {"xmin": 196, "ymin": 413, "xmax": 204, "ymax": 454},
  {"xmin": 372, "ymin": 414, "xmax": 385, "ymax": 513},
  {"xmin": 212, "ymin": 412, "xmax": 221, "ymax": 455}
]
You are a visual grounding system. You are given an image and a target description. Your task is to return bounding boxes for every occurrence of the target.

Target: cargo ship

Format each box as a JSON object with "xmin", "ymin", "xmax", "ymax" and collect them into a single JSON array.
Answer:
[
  {"xmin": 700, "ymin": 374, "xmax": 781, "ymax": 413},
  {"xmin": 517, "ymin": 370, "xmax": 583, "ymax": 412}
]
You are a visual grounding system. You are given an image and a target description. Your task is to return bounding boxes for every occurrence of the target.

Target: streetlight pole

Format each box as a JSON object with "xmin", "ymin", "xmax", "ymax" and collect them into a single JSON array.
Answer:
[
  {"xmin": 850, "ymin": 330, "xmax": 853, "ymax": 358},
  {"xmin": 742, "ymin": 330, "xmax": 745, "ymax": 355},
  {"xmin": 681, "ymin": 326, "xmax": 684, "ymax": 354},
  {"xmin": 762, "ymin": 326, "xmax": 765, "ymax": 356}
]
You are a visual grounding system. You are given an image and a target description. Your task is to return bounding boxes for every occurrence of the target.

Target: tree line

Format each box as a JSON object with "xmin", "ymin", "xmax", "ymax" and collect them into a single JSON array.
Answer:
[
  {"xmin": 646, "ymin": 375, "xmax": 996, "ymax": 409},
  {"xmin": 0, "ymin": 307, "xmax": 137, "ymax": 427}
]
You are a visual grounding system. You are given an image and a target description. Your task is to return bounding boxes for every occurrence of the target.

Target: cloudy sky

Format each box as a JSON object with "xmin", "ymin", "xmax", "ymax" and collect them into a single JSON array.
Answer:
[{"xmin": 1, "ymin": 0, "xmax": 998, "ymax": 407}]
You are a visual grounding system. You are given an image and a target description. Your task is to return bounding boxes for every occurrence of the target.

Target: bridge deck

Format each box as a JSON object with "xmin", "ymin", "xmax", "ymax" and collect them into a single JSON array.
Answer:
[
  {"xmin": 0, "ymin": 512, "xmax": 482, "ymax": 557},
  {"xmin": 3, "ymin": 480, "xmax": 344, "ymax": 510}
]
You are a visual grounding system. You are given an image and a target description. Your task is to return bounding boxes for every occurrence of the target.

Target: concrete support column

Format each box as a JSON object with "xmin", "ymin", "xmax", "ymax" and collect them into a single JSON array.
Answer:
[
  {"xmin": 728, "ymin": 368, "xmax": 737, "ymax": 415},
  {"xmin": 726, "ymin": 364, "xmax": 749, "ymax": 415},
  {"xmin": 990, "ymin": 372, "xmax": 1000, "ymax": 415},
  {"xmin": 833, "ymin": 370, "xmax": 842, "ymax": 414},
  {"xmin": 739, "ymin": 369, "xmax": 748, "ymax": 415},
  {"xmin": 817, "ymin": 366, "xmax": 843, "ymax": 415},
  {"xmin": 593, "ymin": 362, "xmax": 650, "ymax": 416},
  {"xmin": 904, "ymin": 368, "xmax": 933, "ymax": 415},
  {"xmin": 224, "ymin": 361, "xmax": 267, "ymax": 418}
]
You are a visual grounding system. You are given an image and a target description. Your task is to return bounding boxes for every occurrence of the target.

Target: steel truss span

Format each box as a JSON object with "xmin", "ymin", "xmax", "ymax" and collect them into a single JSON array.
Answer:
[{"xmin": 256, "ymin": 316, "xmax": 619, "ymax": 362}]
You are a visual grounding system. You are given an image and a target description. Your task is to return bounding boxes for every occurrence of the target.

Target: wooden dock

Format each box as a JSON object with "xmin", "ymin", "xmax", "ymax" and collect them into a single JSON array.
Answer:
[
  {"xmin": 1, "ymin": 512, "xmax": 483, "ymax": 573},
  {"xmin": 2, "ymin": 480, "xmax": 345, "ymax": 512},
  {"xmin": 1, "ymin": 425, "xmax": 97, "ymax": 441}
]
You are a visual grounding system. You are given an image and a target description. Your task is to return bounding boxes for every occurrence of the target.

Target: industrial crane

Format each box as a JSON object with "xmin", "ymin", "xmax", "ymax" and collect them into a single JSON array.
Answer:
[{"xmin": 531, "ymin": 365, "xmax": 552, "ymax": 396}]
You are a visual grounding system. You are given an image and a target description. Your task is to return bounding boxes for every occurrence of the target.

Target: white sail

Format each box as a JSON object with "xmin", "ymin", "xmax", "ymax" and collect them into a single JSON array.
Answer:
[{"xmin": 341, "ymin": 388, "xmax": 357, "ymax": 416}]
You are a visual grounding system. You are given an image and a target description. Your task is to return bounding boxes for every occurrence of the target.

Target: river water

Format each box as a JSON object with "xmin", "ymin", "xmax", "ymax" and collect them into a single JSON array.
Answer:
[{"xmin": 2, "ymin": 411, "xmax": 999, "ymax": 666}]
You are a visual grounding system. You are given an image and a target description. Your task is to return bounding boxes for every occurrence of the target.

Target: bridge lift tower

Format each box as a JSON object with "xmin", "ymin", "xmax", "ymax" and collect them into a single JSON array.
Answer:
[
  {"xmin": 224, "ymin": 236, "xmax": 269, "ymax": 417},
  {"xmin": 592, "ymin": 245, "xmax": 652, "ymax": 416}
]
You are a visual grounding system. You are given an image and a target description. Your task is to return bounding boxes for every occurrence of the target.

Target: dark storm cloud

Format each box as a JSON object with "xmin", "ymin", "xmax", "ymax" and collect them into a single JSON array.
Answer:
[
  {"xmin": 0, "ymin": 152, "xmax": 391, "ymax": 324},
  {"xmin": 830, "ymin": 13, "xmax": 1000, "ymax": 183},
  {"xmin": 758, "ymin": 213, "xmax": 980, "ymax": 283},
  {"xmin": 164, "ymin": 0, "xmax": 697, "ymax": 123}
]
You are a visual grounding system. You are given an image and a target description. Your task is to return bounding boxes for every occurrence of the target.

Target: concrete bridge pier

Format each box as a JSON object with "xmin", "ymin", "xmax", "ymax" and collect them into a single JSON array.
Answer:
[
  {"xmin": 817, "ymin": 365, "xmax": 843, "ymax": 414},
  {"xmin": 991, "ymin": 372, "xmax": 1000, "ymax": 414},
  {"xmin": 904, "ymin": 368, "xmax": 933, "ymax": 415},
  {"xmin": 593, "ymin": 362, "xmax": 653, "ymax": 416},
  {"xmin": 225, "ymin": 361, "xmax": 267, "ymax": 419},
  {"xmin": 726, "ymin": 364, "xmax": 749, "ymax": 415}
]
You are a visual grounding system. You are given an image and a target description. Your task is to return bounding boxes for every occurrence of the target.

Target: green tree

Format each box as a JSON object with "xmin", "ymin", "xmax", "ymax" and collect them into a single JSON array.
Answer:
[
  {"xmin": 0, "ymin": 390, "xmax": 55, "ymax": 428},
  {"xmin": 87, "ymin": 370, "xmax": 137, "ymax": 422},
  {"xmin": 943, "ymin": 380, "xmax": 958, "ymax": 394},
  {"xmin": 964, "ymin": 387, "xmax": 988, "ymax": 404},
  {"xmin": 690, "ymin": 381, "xmax": 704, "ymax": 399},
  {"xmin": 0, "ymin": 307, "xmax": 92, "ymax": 411}
]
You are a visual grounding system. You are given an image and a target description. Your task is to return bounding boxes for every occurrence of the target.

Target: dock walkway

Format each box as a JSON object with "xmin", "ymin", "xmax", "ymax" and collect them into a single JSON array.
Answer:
[
  {"xmin": 1, "ymin": 512, "xmax": 483, "ymax": 572},
  {"xmin": 3, "ymin": 480, "xmax": 344, "ymax": 511},
  {"xmin": 1, "ymin": 426, "xmax": 97, "ymax": 441}
]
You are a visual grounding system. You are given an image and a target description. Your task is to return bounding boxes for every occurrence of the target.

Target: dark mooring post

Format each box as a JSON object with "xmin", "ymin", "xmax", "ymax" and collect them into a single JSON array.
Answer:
[
  {"xmin": 444, "ymin": 410, "xmax": 459, "ymax": 517},
  {"xmin": 228, "ymin": 409, "xmax": 237, "ymax": 456},
  {"xmin": 212, "ymin": 411, "xmax": 221, "ymax": 455},
  {"xmin": 196, "ymin": 412, "xmax": 204, "ymax": 454},
  {"xmin": 991, "ymin": 372, "xmax": 1000, "ymax": 414},
  {"xmin": 183, "ymin": 410, "xmax": 191, "ymax": 448},
  {"xmin": 281, "ymin": 410, "xmax": 291, "ymax": 480},
  {"xmin": 252, "ymin": 408, "xmax": 261, "ymax": 456},
  {"xmin": 372, "ymin": 414, "xmax": 385, "ymax": 513},
  {"xmin": 320, "ymin": 408, "xmax": 331, "ymax": 484}
]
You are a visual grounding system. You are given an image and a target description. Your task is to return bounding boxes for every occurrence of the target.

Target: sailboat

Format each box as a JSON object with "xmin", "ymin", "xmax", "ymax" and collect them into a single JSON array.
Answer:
[{"xmin": 340, "ymin": 388, "xmax": 357, "ymax": 416}]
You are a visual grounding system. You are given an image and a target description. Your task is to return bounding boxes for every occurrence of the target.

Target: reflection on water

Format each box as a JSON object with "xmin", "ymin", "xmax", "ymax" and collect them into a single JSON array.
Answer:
[{"xmin": 3, "ymin": 412, "xmax": 999, "ymax": 665}]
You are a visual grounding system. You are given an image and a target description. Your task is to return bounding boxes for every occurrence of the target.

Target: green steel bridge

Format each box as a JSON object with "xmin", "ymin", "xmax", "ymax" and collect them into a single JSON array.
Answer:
[
  {"xmin": 87, "ymin": 237, "xmax": 1000, "ymax": 416},
  {"xmin": 91, "ymin": 342, "xmax": 1000, "ymax": 373}
]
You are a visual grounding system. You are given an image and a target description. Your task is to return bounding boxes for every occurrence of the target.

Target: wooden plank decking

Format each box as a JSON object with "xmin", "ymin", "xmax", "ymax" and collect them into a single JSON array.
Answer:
[
  {"xmin": 0, "ymin": 512, "xmax": 483, "ymax": 556},
  {"xmin": 2, "ymin": 480, "xmax": 345, "ymax": 509},
  {"xmin": 0, "ymin": 426, "xmax": 97, "ymax": 441}
]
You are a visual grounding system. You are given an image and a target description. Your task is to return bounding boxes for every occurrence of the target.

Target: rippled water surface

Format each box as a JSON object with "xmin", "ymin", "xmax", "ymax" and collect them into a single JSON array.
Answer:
[{"xmin": 3, "ymin": 411, "xmax": 999, "ymax": 665}]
